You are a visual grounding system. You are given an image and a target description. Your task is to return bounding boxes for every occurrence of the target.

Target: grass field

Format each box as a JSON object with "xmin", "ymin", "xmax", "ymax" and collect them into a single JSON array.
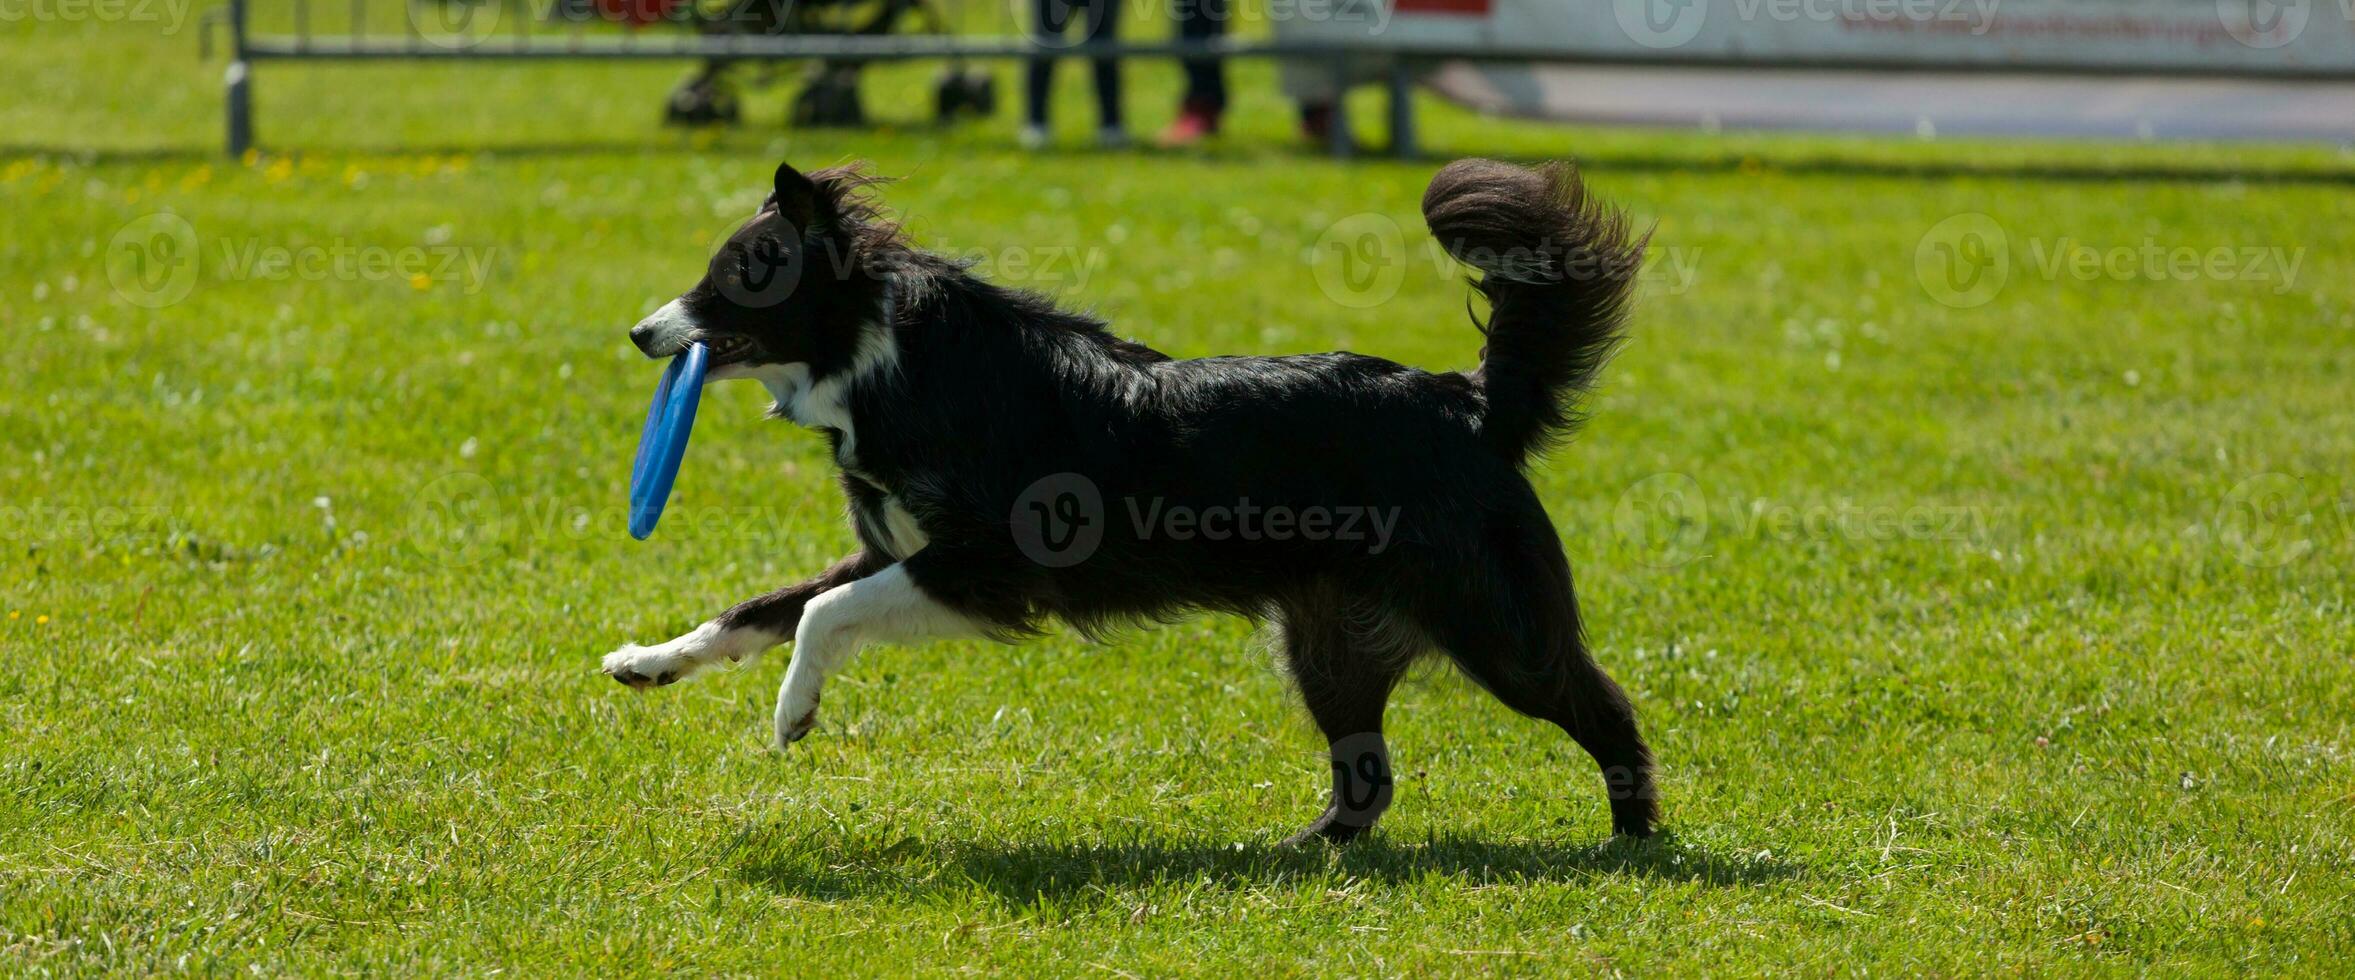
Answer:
[{"xmin": 6, "ymin": 5, "xmax": 2355, "ymax": 973}]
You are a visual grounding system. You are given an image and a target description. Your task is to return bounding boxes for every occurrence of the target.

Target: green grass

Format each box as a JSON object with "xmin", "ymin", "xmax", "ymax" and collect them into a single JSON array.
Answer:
[{"xmin": 6, "ymin": 5, "xmax": 2355, "ymax": 974}]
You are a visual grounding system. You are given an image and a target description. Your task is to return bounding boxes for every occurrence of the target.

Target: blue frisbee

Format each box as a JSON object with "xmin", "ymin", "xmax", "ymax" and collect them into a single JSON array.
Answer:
[{"xmin": 628, "ymin": 342, "xmax": 709, "ymax": 540}]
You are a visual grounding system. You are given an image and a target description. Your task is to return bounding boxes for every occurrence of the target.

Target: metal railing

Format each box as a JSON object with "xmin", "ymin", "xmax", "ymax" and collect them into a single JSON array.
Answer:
[
  {"xmin": 211, "ymin": 0, "xmax": 2355, "ymax": 158},
  {"xmin": 214, "ymin": 0, "xmax": 1433, "ymax": 157}
]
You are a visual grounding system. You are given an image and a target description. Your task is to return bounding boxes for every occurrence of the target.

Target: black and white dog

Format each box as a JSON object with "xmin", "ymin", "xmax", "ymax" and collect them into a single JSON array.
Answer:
[{"xmin": 603, "ymin": 158, "xmax": 1658, "ymax": 843}]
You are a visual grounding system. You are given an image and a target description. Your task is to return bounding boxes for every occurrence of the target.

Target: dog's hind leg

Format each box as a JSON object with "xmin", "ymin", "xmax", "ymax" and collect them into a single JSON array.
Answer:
[
  {"xmin": 1276, "ymin": 591, "xmax": 1412, "ymax": 847},
  {"xmin": 772, "ymin": 562, "xmax": 982, "ymax": 750},
  {"xmin": 1419, "ymin": 533, "xmax": 1659, "ymax": 838}
]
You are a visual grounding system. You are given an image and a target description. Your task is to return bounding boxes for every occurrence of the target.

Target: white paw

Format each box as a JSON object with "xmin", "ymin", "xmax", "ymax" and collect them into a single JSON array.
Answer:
[
  {"xmin": 773, "ymin": 696, "xmax": 819, "ymax": 751},
  {"xmin": 601, "ymin": 623, "xmax": 727, "ymax": 690}
]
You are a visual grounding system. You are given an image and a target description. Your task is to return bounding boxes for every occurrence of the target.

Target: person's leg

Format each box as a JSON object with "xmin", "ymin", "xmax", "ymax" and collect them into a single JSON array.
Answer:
[
  {"xmin": 1159, "ymin": 0, "xmax": 1226, "ymax": 145},
  {"xmin": 1085, "ymin": 0, "xmax": 1123, "ymax": 134},
  {"xmin": 1180, "ymin": 0, "xmax": 1227, "ymax": 115},
  {"xmin": 1025, "ymin": 0, "xmax": 1070, "ymax": 131}
]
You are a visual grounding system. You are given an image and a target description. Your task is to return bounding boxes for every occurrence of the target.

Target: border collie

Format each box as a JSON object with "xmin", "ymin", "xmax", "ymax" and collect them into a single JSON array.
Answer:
[{"xmin": 602, "ymin": 157, "xmax": 1658, "ymax": 843}]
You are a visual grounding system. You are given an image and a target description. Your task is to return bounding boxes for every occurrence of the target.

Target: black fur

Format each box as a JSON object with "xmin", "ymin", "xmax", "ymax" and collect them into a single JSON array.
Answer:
[{"xmin": 648, "ymin": 158, "xmax": 1657, "ymax": 842}]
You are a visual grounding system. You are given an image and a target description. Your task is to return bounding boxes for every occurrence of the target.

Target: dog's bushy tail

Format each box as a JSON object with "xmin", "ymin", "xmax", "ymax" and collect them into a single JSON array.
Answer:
[{"xmin": 1423, "ymin": 159, "xmax": 1646, "ymax": 469}]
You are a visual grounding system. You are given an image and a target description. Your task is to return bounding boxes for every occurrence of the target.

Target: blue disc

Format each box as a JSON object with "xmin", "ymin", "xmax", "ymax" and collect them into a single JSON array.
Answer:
[{"xmin": 628, "ymin": 342, "xmax": 708, "ymax": 540}]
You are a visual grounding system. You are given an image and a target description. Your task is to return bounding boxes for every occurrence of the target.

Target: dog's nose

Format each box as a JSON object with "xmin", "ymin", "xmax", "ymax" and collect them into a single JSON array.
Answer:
[{"xmin": 630, "ymin": 298, "xmax": 695, "ymax": 358}]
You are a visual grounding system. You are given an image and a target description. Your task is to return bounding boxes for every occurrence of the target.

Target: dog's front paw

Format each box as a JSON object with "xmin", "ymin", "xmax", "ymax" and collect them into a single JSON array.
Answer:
[
  {"xmin": 602, "ymin": 643, "xmax": 689, "ymax": 690},
  {"xmin": 772, "ymin": 700, "xmax": 819, "ymax": 751}
]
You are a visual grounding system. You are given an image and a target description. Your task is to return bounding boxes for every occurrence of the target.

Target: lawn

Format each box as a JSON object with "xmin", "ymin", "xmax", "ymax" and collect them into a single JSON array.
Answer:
[{"xmin": 5, "ymin": 5, "xmax": 2354, "ymax": 974}]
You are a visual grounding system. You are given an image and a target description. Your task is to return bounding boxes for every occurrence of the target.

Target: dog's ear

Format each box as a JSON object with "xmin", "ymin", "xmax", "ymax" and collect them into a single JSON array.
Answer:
[{"xmin": 772, "ymin": 160, "xmax": 821, "ymax": 233}]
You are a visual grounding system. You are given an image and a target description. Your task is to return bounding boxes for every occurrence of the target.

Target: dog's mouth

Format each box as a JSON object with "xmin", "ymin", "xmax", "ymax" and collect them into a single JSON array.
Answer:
[{"xmin": 697, "ymin": 334, "xmax": 758, "ymax": 364}]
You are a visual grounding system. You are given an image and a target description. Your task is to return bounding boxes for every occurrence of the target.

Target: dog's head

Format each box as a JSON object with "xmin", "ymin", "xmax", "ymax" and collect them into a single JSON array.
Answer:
[{"xmin": 628, "ymin": 160, "xmax": 895, "ymax": 381}]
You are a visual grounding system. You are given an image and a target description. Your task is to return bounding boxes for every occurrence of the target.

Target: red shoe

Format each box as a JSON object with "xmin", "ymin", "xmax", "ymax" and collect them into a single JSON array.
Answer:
[{"xmin": 1157, "ymin": 101, "xmax": 1222, "ymax": 148}]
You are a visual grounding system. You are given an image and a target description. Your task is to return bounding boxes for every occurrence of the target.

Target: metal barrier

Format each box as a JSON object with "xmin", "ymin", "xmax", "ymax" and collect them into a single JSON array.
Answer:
[
  {"xmin": 212, "ymin": 0, "xmax": 2355, "ymax": 159},
  {"xmin": 212, "ymin": 0, "xmax": 1430, "ymax": 158}
]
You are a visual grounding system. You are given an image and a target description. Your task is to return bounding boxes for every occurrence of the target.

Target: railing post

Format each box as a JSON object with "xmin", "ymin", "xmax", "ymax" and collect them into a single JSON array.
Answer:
[
  {"xmin": 1327, "ymin": 54, "xmax": 1353, "ymax": 159},
  {"xmin": 1387, "ymin": 58, "xmax": 1416, "ymax": 159},
  {"xmin": 225, "ymin": 0, "xmax": 253, "ymax": 157}
]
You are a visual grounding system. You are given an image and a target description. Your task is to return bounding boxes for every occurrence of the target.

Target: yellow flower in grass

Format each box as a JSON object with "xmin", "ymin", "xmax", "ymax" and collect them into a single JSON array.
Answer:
[{"xmin": 409, "ymin": 273, "xmax": 432, "ymax": 292}]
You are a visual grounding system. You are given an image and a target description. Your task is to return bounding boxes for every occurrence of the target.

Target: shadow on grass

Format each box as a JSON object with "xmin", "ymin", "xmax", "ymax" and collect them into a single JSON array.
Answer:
[{"xmin": 732, "ymin": 829, "xmax": 1799, "ymax": 904}]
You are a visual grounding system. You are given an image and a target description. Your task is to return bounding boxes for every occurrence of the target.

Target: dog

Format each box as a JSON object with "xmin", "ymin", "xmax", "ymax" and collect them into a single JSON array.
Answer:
[{"xmin": 602, "ymin": 157, "xmax": 1658, "ymax": 843}]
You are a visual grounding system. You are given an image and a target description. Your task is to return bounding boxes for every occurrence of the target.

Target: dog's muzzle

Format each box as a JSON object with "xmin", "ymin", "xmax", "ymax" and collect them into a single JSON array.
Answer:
[{"xmin": 630, "ymin": 299, "xmax": 698, "ymax": 358}]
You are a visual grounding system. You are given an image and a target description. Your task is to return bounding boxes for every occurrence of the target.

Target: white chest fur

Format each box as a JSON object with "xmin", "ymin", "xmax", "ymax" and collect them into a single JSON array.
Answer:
[
  {"xmin": 744, "ymin": 312, "xmax": 922, "ymax": 556},
  {"xmin": 752, "ymin": 317, "xmax": 899, "ymax": 463}
]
